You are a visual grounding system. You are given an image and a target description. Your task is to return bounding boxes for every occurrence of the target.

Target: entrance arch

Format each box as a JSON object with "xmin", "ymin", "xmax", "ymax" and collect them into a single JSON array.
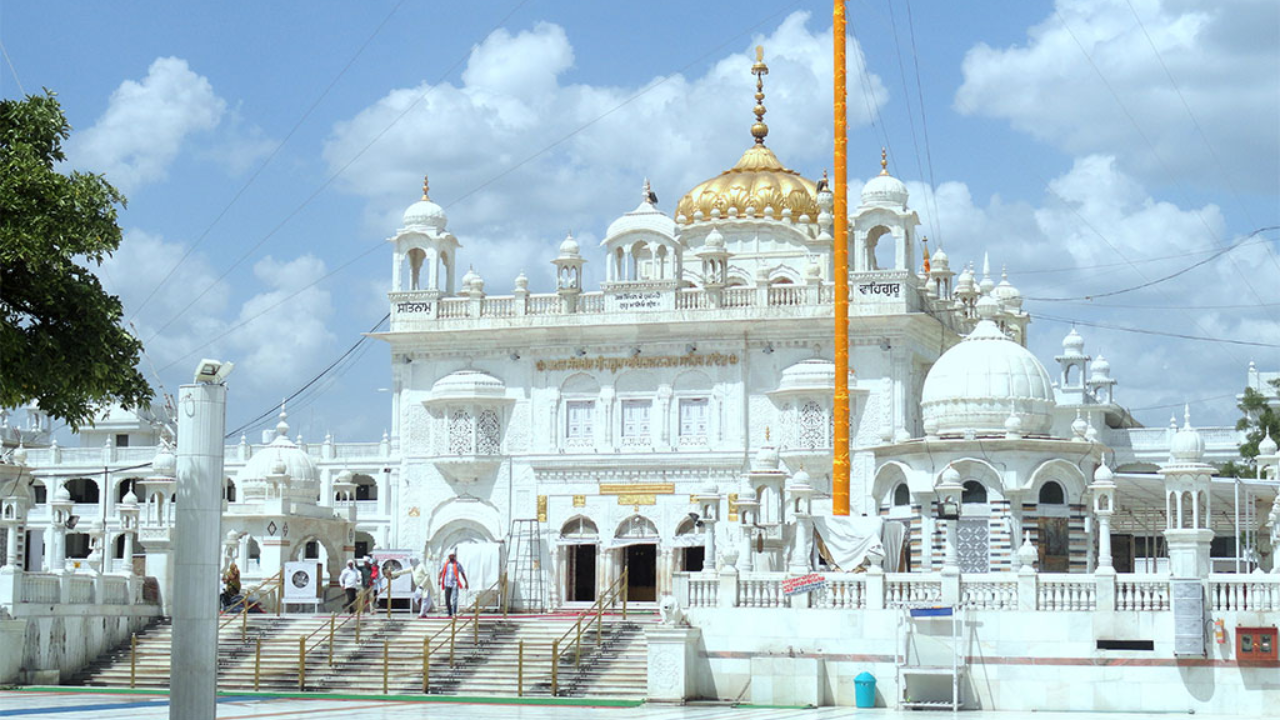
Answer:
[
  {"xmin": 559, "ymin": 516, "xmax": 599, "ymax": 603},
  {"xmin": 614, "ymin": 515, "xmax": 659, "ymax": 602}
]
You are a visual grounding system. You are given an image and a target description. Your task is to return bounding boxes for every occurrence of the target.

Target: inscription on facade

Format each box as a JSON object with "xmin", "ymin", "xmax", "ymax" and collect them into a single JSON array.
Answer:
[
  {"xmin": 537, "ymin": 495, "xmax": 548, "ymax": 522},
  {"xmin": 615, "ymin": 291, "xmax": 661, "ymax": 310},
  {"xmin": 616, "ymin": 494, "xmax": 656, "ymax": 506},
  {"xmin": 599, "ymin": 483, "xmax": 676, "ymax": 495},
  {"xmin": 537, "ymin": 353, "xmax": 738, "ymax": 373},
  {"xmin": 573, "ymin": 495, "xmax": 586, "ymax": 507},
  {"xmin": 395, "ymin": 301, "xmax": 433, "ymax": 313},
  {"xmin": 856, "ymin": 282, "xmax": 901, "ymax": 297}
]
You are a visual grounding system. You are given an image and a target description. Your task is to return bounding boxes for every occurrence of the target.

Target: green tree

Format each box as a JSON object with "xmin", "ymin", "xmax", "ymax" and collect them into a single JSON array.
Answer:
[
  {"xmin": 1219, "ymin": 380, "xmax": 1280, "ymax": 478},
  {"xmin": 0, "ymin": 91, "xmax": 151, "ymax": 429}
]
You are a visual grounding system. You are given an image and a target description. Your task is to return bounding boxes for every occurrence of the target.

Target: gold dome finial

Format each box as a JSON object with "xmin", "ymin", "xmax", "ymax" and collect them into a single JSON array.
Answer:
[
  {"xmin": 879, "ymin": 148, "xmax": 889, "ymax": 176},
  {"xmin": 750, "ymin": 45, "xmax": 769, "ymax": 145},
  {"xmin": 422, "ymin": 175, "xmax": 431, "ymax": 200}
]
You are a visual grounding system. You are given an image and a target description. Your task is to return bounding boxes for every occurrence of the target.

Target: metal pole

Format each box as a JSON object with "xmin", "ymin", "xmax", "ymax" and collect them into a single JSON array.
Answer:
[
  {"xmin": 383, "ymin": 639, "xmax": 389, "ymax": 695},
  {"xmin": 254, "ymin": 638, "xmax": 261, "ymax": 691},
  {"xmin": 328, "ymin": 615, "xmax": 335, "ymax": 666},
  {"xmin": 473, "ymin": 600, "xmax": 479, "ymax": 646},
  {"xmin": 596, "ymin": 602, "xmax": 603, "ymax": 647},
  {"xmin": 517, "ymin": 640, "xmax": 524, "ymax": 697},
  {"xmin": 575, "ymin": 616, "xmax": 582, "ymax": 667},
  {"xmin": 1234, "ymin": 478, "xmax": 1241, "ymax": 574},
  {"xmin": 449, "ymin": 615, "xmax": 456, "ymax": 668},
  {"xmin": 832, "ymin": 0, "xmax": 851, "ymax": 516},
  {"xmin": 622, "ymin": 568, "xmax": 628, "ymax": 619},
  {"xmin": 130, "ymin": 633, "xmax": 137, "ymax": 689},
  {"xmin": 241, "ymin": 605, "xmax": 247, "ymax": 643},
  {"xmin": 297, "ymin": 636, "xmax": 305, "ymax": 691},
  {"xmin": 551, "ymin": 640, "xmax": 559, "ymax": 696},
  {"xmin": 427, "ymin": 635, "xmax": 437, "ymax": 691}
]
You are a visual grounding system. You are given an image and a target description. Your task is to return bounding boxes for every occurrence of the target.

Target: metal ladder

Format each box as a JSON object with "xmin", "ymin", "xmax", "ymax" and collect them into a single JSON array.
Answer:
[{"xmin": 506, "ymin": 518, "xmax": 546, "ymax": 612}]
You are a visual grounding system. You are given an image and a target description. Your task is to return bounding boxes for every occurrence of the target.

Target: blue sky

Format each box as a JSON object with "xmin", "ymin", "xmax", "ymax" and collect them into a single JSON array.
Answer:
[{"xmin": 2, "ymin": 0, "xmax": 1277, "ymax": 441}]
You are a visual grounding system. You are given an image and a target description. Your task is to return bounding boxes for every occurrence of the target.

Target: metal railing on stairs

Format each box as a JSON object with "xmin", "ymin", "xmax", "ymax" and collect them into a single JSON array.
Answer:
[
  {"xmin": 218, "ymin": 570, "xmax": 283, "ymax": 642},
  {"xmin": 550, "ymin": 567, "xmax": 628, "ymax": 696}
]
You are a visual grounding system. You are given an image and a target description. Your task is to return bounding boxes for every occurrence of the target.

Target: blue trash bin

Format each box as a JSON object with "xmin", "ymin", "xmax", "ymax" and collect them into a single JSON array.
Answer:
[{"xmin": 854, "ymin": 671, "xmax": 876, "ymax": 708}]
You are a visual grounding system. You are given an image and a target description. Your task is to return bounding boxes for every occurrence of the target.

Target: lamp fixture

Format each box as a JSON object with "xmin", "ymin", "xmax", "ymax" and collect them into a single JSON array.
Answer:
[
  {"xmin": 686, "ymin": 343, "xmax": 697, "ymax": 354},
  {"xmin": 575, "ymin": 348, "xmax": 588, "ymax": 357},
  {"xmin": 763, "ymin": 342, "xmax": 774, "ymax": 354}
]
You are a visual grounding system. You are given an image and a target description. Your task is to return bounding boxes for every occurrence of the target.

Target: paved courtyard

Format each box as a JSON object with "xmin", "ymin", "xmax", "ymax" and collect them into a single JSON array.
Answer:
[{"xmin": 0, "ymin": 691, "xmax": 1265, "ymax": 719}]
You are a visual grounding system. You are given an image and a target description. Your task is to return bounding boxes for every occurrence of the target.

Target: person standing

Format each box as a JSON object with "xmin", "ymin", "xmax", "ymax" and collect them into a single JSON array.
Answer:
[
  {"xmin": 393, "ymin": 558, "xmax": 434, "ymax": 617},
  {"xmin": 438, "ymin": 552, "xmax": 468, "ymax": 617},
  {"xmin": 339, "ymin": 560, "xmax": 361, "ymax": 613},
  {"xmin": 359, "ymin": 557, "xmax": 374, "ymax": 611}
]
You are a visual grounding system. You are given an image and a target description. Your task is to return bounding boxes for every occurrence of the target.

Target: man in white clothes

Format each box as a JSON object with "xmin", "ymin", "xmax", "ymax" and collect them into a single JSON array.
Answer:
[
  {"xmin": 339, "ymin": 559, "xmax": 361, "ymax": 613},
  {"xmin": 392, "ymin": 558, "xmax": 434, "ymax": 617}
]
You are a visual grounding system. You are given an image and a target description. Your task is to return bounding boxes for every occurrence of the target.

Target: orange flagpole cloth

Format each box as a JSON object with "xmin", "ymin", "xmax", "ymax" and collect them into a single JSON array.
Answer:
[{"xmin": 832, "ymin": 0, "xmax": 851, "ymax": 516}]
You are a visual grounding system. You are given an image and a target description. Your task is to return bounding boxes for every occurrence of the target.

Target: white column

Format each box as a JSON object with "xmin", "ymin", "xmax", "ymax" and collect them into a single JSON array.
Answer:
[{"xmin": 171, "ymin": 381, "xmax": 228, "ymax": 720}]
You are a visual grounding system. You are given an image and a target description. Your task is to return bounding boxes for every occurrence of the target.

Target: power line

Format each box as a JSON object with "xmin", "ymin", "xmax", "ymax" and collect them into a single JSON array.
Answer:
[
  {"xmin": 224, "ymin": 312, "xmax": 389, "ymax": 439},
  {"xmin": 1035, "ymin": 313, "xmax": 1280, "ymax": 349},
  {"xmin": 0, "ymin": 38, "xmax": 24, "ymax": 96},
  {"xmin": 128, "ymin": 0, "xmax": 412, "ymax": 325},
  {"xmin": 153, "ymin": 0, "xmax": 809, "ymax": 371},
  {"xmin": 143, "ymin": 0, "xmax": 533, "ymax": 346},
  {"xmin": 1024, "ymin": 225, "xmax": 1279, "ymax": 302}
]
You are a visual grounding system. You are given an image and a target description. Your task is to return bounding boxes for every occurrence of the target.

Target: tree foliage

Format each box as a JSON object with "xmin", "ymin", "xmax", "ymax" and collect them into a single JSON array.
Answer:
[
  {"xmin": 0, "ymin": 91, "xmax": 152, "ymax": 429},
  {"xmin": 1219, "ymin": 380, "xmax": 1280, "ymax": 478}
]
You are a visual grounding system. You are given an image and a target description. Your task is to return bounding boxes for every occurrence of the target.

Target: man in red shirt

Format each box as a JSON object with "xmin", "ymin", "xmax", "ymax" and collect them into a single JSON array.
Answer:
[{"xmin": 438, "ymin": 552, "xmax": 468, "ymax": 617}]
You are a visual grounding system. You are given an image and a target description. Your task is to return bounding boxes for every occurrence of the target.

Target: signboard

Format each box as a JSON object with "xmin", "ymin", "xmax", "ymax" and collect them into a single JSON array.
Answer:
[
  {"xmin": 372, "ymin": 549, "xmax": 417, "ymax": 596},
  {"xmin": 783, "ymin": 573, "xmax": 827, "ymax": 597},
  {"xmin": 1172, "ymin": 579, "xmax": 1206, "ymax": 656},
  {"xmin": 283, "ymin": 561, "xmax": 322, "ymax": 603}
]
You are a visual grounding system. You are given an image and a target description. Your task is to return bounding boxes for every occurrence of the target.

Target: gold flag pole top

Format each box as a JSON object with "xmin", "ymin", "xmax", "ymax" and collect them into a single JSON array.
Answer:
[{"xmin": 832, "ymin": 1, "xmax": 851, "ymax": 516}]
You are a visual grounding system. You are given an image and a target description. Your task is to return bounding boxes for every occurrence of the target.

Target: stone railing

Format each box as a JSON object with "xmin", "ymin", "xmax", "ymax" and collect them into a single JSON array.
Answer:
[
  {"xmin": 1210, "ymin": 576, "xmax": 1280, "ymax": 612},
  {"xmin": 676, "ymin": 569, "xmax": 1280, "ymax": 614},
  {"xmin": 1037, "ymin": 574, "xmax": 1097, "ymax": 611},
  {"xmin": 812, "ymin": 574, "xmax": 866, "ymax": 609},
  {"xmin": 1117, "ymin": 576, "xmax": 1171, "ymax": 611},
  {"xmin": 959, "ymin": 575, "xmax": 1018, "ymax": 610},
  {"xmin": 2, "ymin": 571, "xmax": 156, "ymax": 610}
]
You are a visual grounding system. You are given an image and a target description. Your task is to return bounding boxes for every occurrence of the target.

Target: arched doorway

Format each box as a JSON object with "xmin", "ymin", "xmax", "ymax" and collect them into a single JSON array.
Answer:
[
  {"xmin": 559, "ymin": 517, "xmax": 599, "ymax": 603},
  {"xmin": 614, "ymin": 515, "xmax": 659, "ymax": 602},
  {"xmin": 673, "ymin": 515, "xmax": 705, "ymax": 571}
]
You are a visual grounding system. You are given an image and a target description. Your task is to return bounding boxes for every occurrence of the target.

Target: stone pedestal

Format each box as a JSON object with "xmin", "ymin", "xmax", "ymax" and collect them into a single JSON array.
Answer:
[
  {"xmin": 646, "ymin": 626, "xmax": 701, "ymax": 702},
  {"xmin": 0, "ymin": 566, "xmax": 20, "ymax": 607},
  {"xmin": 1017, "ymin": 567, "xmax": 1037, "ymax": 610},
  {"xmin": 1165, "ymin": 528, "xmax": 1214, "ymax": 578},
  {"xmin": 718, "ymin": 566, "xmax": 738, "ymax": 608},
  {"xmin": 866, "ymin": 565, "xmax": 885, "ymax": 610},
  {"xmin": 941, "ymin": 566, "xmax": 960, "ymax": 606},
  {"xmin": 1094, "ymin": 567, "xmax": 1116, "ymax": 611}
]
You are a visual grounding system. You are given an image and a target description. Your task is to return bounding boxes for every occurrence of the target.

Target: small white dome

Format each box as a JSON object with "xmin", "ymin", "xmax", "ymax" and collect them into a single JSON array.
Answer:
[
  {"xmin": 11, "ymin": 443, "xmax": 26, "ymax": 465},
  {"xmin": 1090, "ymin": 355, "xmax": 1112, "ymax": 380},
  {"xmin": 788, "ymin": 469, "xmax": 812, "ymax": 488},
  {"xmin": 604, "ymin": 189, "xmax": 678, "ymax": 241},
  {"xmin": 429, "ymin": 369, "xmax": 507, "ymax": 403},
  {"xmin": 54, "ymin": 482, "xmax": 72, "ymax": 503},
  {"xmin": 931, "ymin": 247, "xmax": 950, "ymax": 269},
  {"xmin": 1062, "ymin": 329, "xmax": 1086, "ymax": 357},
  {"xmin": 121, "ymin": 487, "xmax": 139, "ymax": 505},
  {"xmin": 938, "ymin": 464, "xmax": 961, "ymax": 488},
  {"xmin": 1259, "ymin": 430, "xmax": 1278, "ymax": 457},
  {"xmin": 402, "ymin": 176, "xmax": 447, "ymax": 230},
  {"xmin": 705, "ymin": 227, "xmax": 725, "ymax": 249},
  {"xmin": 774, "ymin": 358, "xmax": 854, "ymax": 396},
  {"xmin": 921, "ymin": 302, "xmax": 1055, "ymax": 437},
  {"xmin": 151, "ymin": 444, "xmax": 176, "ymax": 478},
  {"xmin": 993, "ymin": 270, "xmax": 1022, "ymax": 310},
  {"xmin": 753, "ymin": 446, "xmax": 781, "ymax": 471},
  {"xmin": 860, "ymin": 173, "xmax": 909, "ymax": 209},
  {"xmin": 1170, "ymin": 407, "xmax": 1205, "ymax": 463},
  {"xmin": 558, "ymin": 233, "xmax": 580, "ymax": 256},
  {"xmin": 1093, "ymin": 463, "xmax": 1114, "ymax": 484},
  {"xmin": 236, "ymin": 433, "xmax": 319, "ymax": 497},
  {"xmin": 514, "ymin": 271, "xmax": 529, "ymax": 290},
  {"xmin": 739, "ymin": 486, "xmax": 758, "ymax": 502}
]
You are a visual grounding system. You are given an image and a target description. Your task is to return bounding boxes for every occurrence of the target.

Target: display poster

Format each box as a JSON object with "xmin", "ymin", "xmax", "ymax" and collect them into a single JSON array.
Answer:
[
  {"xmin": 284, "ymin": 561, "xmax": 322, "ymax": 602},
  {"xmin": 372, "ymin": 549, "xmax": 417, "ymax": 596}
]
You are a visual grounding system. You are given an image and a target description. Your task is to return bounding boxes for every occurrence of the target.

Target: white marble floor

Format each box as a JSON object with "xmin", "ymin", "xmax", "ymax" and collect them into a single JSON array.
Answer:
[{"xmin": 0, "ymin": 692, "xmax": 1263, "ymax": 719}]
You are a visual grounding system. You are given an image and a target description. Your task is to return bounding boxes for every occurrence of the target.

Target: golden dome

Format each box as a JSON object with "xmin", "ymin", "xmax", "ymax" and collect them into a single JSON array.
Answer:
[
  {"xmin": 674, "ymin": 46, "xmax": 819, "ymax": 224},
  {"xmin": 674, "ymin": 145, "xmax": 819, "ymax": 224}
]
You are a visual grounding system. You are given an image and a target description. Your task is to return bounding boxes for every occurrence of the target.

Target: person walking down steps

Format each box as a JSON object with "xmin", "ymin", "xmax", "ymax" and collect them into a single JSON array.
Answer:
[
  {"xmin": 392, "ymin": 558, "xmax": 434, "ymax": 617},
  {"xmin": 339, "ymin": 560, "xmax": 361, "ymax": 613},
  {"xmin": 438, "ymin": 552, "xmax": 468, "ymax": 617}
]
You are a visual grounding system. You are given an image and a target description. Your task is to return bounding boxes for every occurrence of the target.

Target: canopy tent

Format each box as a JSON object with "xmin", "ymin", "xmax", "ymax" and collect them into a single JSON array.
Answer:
[{"xmin": 809, "ymin": 515, "xmax": 887, "ymax": 571}]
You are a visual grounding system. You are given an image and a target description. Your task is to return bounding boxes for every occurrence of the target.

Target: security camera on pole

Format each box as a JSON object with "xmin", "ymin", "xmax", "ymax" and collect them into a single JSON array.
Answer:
[{"xmin": 171, "ymin": 359, "xmax": 232, "ymax": 720}]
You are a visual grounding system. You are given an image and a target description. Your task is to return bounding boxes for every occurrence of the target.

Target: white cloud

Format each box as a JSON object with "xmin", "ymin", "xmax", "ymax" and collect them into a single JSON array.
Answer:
[
  {"xmin": 955, "ymin": 0, "xmax": 1279, "ymax": 193},
  {"xmin": 322, "ymin": 12, "xmax": 888, "ymax": 293},
  {"xmin": 69, "ymin": 57, "xmax": 225, "ymax": 193}
]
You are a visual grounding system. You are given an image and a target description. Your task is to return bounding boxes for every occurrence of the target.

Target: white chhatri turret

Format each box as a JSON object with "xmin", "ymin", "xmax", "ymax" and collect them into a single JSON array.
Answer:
[
  {"xmin": 390, "ymin": 175, "xmax": 461, "ymax": 294},
  {"xmin": 1160, "ymin": 405, "xmax": 1215, "ymax": 578},
  {"xmin": 852, "ymin": 149, "xmax": 919, "ymax": 273}
]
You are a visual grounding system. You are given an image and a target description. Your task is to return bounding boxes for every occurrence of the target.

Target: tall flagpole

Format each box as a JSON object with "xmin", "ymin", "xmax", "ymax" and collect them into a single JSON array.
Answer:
[{"xmin": 832, "ymin": 0, "xmax": 851, "ymax": 516}]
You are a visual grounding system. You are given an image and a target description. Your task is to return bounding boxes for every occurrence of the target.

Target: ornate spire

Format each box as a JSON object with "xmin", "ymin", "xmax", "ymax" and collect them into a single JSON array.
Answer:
[
  {"xmin": 276, "ymin": 400, "xmax": 289, "ymax": 438},
  {"xmin": 750, "ymin": 46, "xmax": 769, "ymax": 145},
  {"xmin": 421, "ymin": 175, "xmax": 431, "ymax": 201},
  {"xmin": 880, "ymin": 147, "xmax": 889, "ymax": 176}
]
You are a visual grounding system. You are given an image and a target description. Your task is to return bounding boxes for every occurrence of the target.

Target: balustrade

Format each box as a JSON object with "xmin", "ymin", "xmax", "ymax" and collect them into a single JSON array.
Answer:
[
  {"xmin": 1116, "ymin": 577, "xmax": 1170, "ymax": 611},
  {"xmin": 481, "ymin": 297, "xmax": 514, "ymax": 317},
  {"xmin": 766, "ymin": 285, "xmax": 806, "ymax": 306},
  {"xmin": 885, "ymin": 574, "xmax": 942, "ymax": 607},
  {"xmin": 959, "ymin": 576, "xmax": 1018, "ymax": 610},
  {"xmin": 1037, "ymin": 575, "xmax": 1097, "ymax": 611},
  {"xmin": 738, "ymin": 573, "xmax": 785, "ymax": 608},
  {"xmin": 686, "ymin": 574, "xmax": 719, "ymax": 607},
  {"xmin": 526, "ymin": 295, "xmax": 561, "ymax": 315},
  {"xmin": 813, "ymin": 574, "xmax": 865, "ymax": 609},
  {"xmin": 1210, "ymin": 577, "xmax": 1280, "ymax": 612},
  {"xmin": 20, "ymin": 574, "xmax": 60, "ymax": 604},
  {"xmin": 66, "ymin": 575, "xmax": 95, "ymax": 604},
  {"xmin": 437, "ymin": 298, "xmax": 469, "ymax": 318},
  {"xmin": 722, "ymin": 287, "xmax": 755, "ymax": 308}
]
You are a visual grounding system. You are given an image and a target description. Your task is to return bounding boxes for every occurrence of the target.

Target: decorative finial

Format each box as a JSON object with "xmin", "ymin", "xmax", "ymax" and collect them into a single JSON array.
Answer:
[
  {"xmin": 880, "ymin": 147, "xmax": 889, "ymax": 176},
  {"xmin": 643, "ymin": 178, "xmax": 658, "ymax": 205},
  {"xmin": 276, "ymin": 400, "xmax": 290, "ymax": 438},
  {"xmin": 750, "ymin": 46, "xmax": 769, "ymax": 145},
  {"xmin": 421, "ymin": 175, "xmax": 430, "ymax": 201},
  {"xmin": 1183, "ymin": 404, "xmax": 1192, "ymax": 429},
  {"xmin": 765, "ymin": 426, "xmax": 771, "ymax": 442},
  {"xmin": 922, "ymin": 237, "xmax": 930, "ymax": 274}
]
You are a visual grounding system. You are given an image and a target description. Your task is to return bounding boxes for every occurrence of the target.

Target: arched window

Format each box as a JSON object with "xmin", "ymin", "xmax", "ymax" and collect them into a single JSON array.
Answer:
[
  {"xmin": 354, "ymin": 475, "xmax": 377, "ymax": 501},
  {"xmin": 893, "ymin": 483, "xmax": 911, "ymax": 507},
  {"xmin": 962, "ymin": 480, "xmax": 988, "ymax": 504},
  {"xmin": 223, "ymin": 478, "xmax": 236, "ymax": 503},
  {"xmin": 1038, "ymin": 481, "xmax": 1065, "ymax": 505},
  {"xmin": 65, "ymin": 478, "xmax": 99, "ymax": 504}
]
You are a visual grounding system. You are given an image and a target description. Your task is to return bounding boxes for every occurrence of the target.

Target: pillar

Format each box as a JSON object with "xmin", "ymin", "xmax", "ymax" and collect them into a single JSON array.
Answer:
[{"xmin": 171, "ymin": 379, "xmax": 229, "ymax": 720}]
